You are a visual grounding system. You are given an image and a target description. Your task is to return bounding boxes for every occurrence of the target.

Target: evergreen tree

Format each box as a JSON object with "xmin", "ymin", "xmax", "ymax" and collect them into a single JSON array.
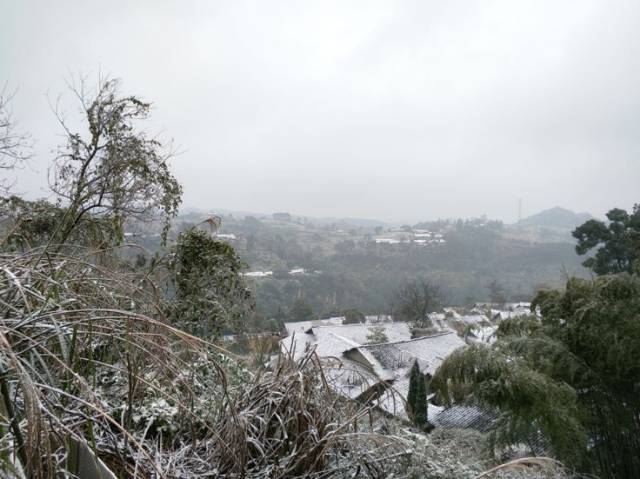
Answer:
[
  {"xmin": 365, "ymin": 324, "xmax": 388, "ymax": 344},
  {"xmin": 170, "ymin": 228, "xmax": 252, "ymax": 338},
  {"xmin": 343, "ymin": 308, "xmax": 365, "ymax": 324},
  {"xmin": 573, "ymin": 204, "xmax": 640, "ymax": 274},
  {"xmin": 432, "ymin": 274, "xmax": 640, "ymax": 477},
  {"xmin": 407, "ymin": 360, "xmax": 428, "ymax": 428},
  {"xmin": 288, "ymin": 298, "xmax": 314, "ymax": 322}
]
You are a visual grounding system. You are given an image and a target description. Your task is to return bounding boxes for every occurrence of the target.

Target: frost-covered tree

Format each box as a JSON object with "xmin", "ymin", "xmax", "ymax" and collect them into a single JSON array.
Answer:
[
  {"xmin": 169, "ymin": 228, "xmax": 252, "ymax": 338},
  {"xmin": 366, "ymin": 324, "xmax": 388, "ymax": 344},
  {"xmin": 50, "ymin": 76, "xmax": 182, "ymax": 245},
  {"xmin": 486, "ymin": 279, "xmax": 507, "ymax": 306},
  {"xmin": 392, "ymin": 279, "xmax": 441, "ymax": 328},
  {"xmin": 343, "ymin": 308, "xmax": 365, "ymax": 324},
  {"xmin": 432, "ymin": 274, "xmax": 640, "ymax": 477},
  {"xmin": 0, "ymin": 88, "xmax": 31, "ymax": 192}
]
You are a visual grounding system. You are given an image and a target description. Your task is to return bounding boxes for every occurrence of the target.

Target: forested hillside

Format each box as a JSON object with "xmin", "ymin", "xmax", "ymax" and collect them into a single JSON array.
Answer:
[{"xmin": 173, "ymin": 212, "xmax": 588, "ymax": 321}]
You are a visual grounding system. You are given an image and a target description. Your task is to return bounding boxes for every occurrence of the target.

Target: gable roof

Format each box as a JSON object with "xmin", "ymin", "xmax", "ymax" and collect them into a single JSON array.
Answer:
[
  {"xmin": 359, "ymin": 331, "xmax": 466, "ymax": 376},
  {"xmin": 280, "ymin": 321, "xmax": 470, "ymax": 426},
  {"xmin": 310, "ymin": 322, "xmax": 411, "ymax": 344},
  {"xmin": 429, "ymin": 405, "xmax": 499, "ymax": 432}
]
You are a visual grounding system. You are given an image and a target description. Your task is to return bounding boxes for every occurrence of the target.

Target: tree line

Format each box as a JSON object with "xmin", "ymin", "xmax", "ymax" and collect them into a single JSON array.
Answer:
[{"xmin": 432, "ymin": 206, "xmax": 640, "ymax": 477}]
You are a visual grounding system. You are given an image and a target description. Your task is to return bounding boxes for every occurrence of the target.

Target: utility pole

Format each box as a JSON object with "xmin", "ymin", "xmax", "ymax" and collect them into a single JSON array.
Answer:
[{"xmin": 518, "ymin": 198, "xmax": 522, "ymax": 223}]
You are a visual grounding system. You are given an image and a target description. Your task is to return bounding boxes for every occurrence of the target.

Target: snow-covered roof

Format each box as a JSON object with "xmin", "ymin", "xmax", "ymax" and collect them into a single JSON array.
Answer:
[
  {"xmin": 430, "ymin": 405, "xmax": 498, "ymax": 432},
  {"xmin": 311, "ymin": 322, "xmax": 412, "ymax": 345},
  {"xmin": 458, "ymin": 314, "xmax": 489, "ymax": 325},
  {"xmin": 467, "ymin": 325, "xmax": 498, "ymax": 344},
  {"xmin": 322, "ymin": 358, "xmax": 381, "ymax": 400},
  {"xmin": 360, "ymin": 331, "xmax": 466, "ymax": 377},
  {"xmin": 375, "ymin": 238, "xmax": 401, "ymax": 244},
  {"xmin": 283, "ymin": 321, "xmax": 413, "ymax": 362},
  {"xmin": 243, "ymin": 271, "xmax": 273, "ymax": 278},
  {"xmin": 279, "ymin": 321, "xmax": 468, "ymax": 424},
  {"xmin": 283, "ymin": 317, "xmax": 344, "ymax": 337}
]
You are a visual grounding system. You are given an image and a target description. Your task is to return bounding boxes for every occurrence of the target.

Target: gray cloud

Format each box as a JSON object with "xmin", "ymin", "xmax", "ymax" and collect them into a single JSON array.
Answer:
[{"xmin": 2, "ymin": 0, "xmax": 639, "ymax": 222}]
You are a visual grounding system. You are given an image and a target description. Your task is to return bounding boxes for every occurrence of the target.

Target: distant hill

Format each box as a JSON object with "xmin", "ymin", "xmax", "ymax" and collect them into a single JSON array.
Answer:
[
  {"xmin": 180, "ymin": 206, "xmax": 388, "ymax": 229},
  {"xmin": 517, "ymin": 207, "xmax": 594, "ymax": 230}
]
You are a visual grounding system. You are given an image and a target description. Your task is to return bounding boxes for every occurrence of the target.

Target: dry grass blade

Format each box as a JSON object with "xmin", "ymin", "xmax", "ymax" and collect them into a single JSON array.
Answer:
[
  {"xmin": 0, "ymin": 248, "xmax": 410, "ymax": 478},
  {"xmin": 474, "ymin": 457, "xmax": 568, "ymax": 478}
]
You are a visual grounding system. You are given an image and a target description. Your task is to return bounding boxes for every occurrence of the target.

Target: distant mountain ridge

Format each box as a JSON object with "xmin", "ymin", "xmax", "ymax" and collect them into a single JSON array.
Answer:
[{"xmin": 517, "ymin": 206, "xmax": 594, "ymax": 230}]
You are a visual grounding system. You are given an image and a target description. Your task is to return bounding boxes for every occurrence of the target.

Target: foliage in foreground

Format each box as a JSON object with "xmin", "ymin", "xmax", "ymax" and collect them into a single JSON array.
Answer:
[
  {"xmin": 170, "ymin": 228, "xmax": 253, "ymax": 338},
  {"xmin": 432, "ymin": 273, "xmax": 640, "ymax": 477},
  {"xmin": 0, "ymin": 248, "xmax": 411, "ymax": 477},
  {"xmin": 0, "ymin": 73, "xmax": 587, "ymax": 478}
]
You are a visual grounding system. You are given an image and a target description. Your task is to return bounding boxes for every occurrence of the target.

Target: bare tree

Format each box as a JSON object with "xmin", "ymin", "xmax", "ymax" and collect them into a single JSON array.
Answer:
[
  {"xmin": 392, "ymin": 278, "xmax": 442, "ymax": 328},
  {"xmin": 0, "ymin": 87, "xmax": 31, "ymax": 192},
  {"xmin": 50, "ymin": 75, "xmax": 182, "ymax": 245},
  {"xmin": 487, "ymin": 279, "xmax": 507, "ymax": 306}
]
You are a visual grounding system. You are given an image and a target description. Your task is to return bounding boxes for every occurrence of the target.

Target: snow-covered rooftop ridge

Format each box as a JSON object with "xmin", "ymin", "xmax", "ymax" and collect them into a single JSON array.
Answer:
[
  {"xmin": 360, "ymin": 331, "xmax": 466, "ymax": 376},
  {"xmin": 283, "ymin": 317, "xmax": 345, "ymax": 336},
  {"xmin": 358, "ymin": 330, "xmax": 457, "ymax": 348},
  {"xmin": 307, "ymin": 322, "xmax": 412, "ymax": 345},
  {"xmin": 243, "ymin": 271, "xmax": 273, "ymax": 277},
  {"xmin": 326, "ymin": 332, "xmax": 361, "ymax": 349}
]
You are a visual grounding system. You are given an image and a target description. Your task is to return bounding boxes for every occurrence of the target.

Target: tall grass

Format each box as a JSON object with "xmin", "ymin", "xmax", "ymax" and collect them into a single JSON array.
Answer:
[{"xmin": 0, "ymin": 248, "xmax": 406, "ymax": 477}]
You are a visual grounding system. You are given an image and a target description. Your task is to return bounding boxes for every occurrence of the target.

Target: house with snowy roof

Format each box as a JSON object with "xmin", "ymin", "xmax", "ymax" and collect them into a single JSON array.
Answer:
[{"xmin": 280, "ymin": 319, "xmax": 467, "ymax": 423}]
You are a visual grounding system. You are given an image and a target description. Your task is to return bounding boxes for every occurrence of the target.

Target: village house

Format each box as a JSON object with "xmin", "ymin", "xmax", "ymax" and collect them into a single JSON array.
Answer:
[{"xmin": 280, "ymin": 319, "xmax": 466, "ymax": 422}]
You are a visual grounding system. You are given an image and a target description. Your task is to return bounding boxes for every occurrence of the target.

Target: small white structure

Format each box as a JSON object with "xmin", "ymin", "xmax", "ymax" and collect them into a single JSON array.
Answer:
[
  {"xmin": 243, "ymin": 271, "xmax": 273, "ymax": 278},
  {"xmin": 216, "ymin": 233, "xmax": 237, "ymax": 240},
  {"xmin": 375, "ymin": 238, "xmax": 401, "ymax": 244}
]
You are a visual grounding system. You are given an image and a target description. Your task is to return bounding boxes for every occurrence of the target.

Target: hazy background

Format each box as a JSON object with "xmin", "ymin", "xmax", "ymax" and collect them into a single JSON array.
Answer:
[{"xmin": 2, "ymin": 0, "xmax": 639, "ymax": 223}]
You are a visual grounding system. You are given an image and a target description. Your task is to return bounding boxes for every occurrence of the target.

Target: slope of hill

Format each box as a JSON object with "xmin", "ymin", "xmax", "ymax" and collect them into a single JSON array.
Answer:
[
  {"xmin": 517, "ymin": 206, "xmax": 594, "ymax": 229},
  {"xmin": 168, "ymin": 212, "xmax": 589, "ymax": 318},
  {"xmin": 504, "ymin": 207, "xmax": 595, "ymax": 243}
]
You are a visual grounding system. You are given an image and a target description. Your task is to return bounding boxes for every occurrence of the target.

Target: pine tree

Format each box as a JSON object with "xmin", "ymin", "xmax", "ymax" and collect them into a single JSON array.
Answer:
[
  {"xmin": 365, "ymin": 324, "xmax": 388, "ymax": 344},
  {"xmin": 407, "ymin": 360, "xmax": 428, "ymax": 428}
]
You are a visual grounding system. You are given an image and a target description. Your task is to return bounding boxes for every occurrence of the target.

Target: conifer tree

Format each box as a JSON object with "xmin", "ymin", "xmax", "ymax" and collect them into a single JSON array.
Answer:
[{"xmin": 407, "ymin": 360, "xmax": 428, "ymax": 428}]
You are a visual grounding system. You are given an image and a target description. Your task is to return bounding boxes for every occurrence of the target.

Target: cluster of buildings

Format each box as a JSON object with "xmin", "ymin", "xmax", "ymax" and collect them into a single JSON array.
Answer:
[
  {"xmin": 374, "ymin": 228, "xmax": 446, "ymax": 246},
  {"xmin": 243, "ymin": 267, "xmax": 317, "ymax": 278},
  {"xmin": 279, "ymin": 304, "xmax": 531, "ymax": 430},
  {"xmin": 281, "ymin": 317, "xmax": 470, "ymax": 426}
]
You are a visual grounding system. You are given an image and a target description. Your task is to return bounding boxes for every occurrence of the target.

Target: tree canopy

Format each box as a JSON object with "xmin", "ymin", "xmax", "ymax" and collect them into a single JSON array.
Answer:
[
  {"xmin": 392, "ymin": 278, "xmax": 442, "ymax": 328},
  {"xmin": 342, "ymin": 308, "xmax": 365, "ymax": 324},
  {"xmin": 51, "ymin": 77, "xmax": 182, "ymax": 245},
  {"xmin": 365, "ymin": 323, "xmax": 388, "ymax": 344},
  {"xmin": 432, "ymin": 274, "xmax": 640, "ymax": 477},
  {"xmin": 407, "ymin": 360, "xmax": 428, "ymax": 429},
  {"xmin": 170, "ymin": 228, "xmax": 252, "ymax": 338},
  {"xmin": 0, "ymin": 89, "xmax": 31, "ymax": 192},
  {"xmin": 572, "ymin": 205, "xmax": 640, "ymax": 274},
  {"xmin": 288, "ymin": 297, "xmax": 314, "ymax": 322}
]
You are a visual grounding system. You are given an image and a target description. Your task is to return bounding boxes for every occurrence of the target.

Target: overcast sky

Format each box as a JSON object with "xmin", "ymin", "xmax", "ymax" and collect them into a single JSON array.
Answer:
[{"xmin": 2, "ymin": 0, "xmax": 639, "ymax": 223}]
